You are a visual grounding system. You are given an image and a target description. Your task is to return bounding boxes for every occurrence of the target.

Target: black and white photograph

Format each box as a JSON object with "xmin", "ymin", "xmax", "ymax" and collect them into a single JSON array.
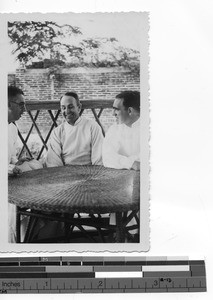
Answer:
[
  {"xmin": 1, "ymin": 12, "xmax": 150, "ymax": 252},
  {"xmin": 1, "ymin": 0, "xmax": 213, "ymax": 298}
]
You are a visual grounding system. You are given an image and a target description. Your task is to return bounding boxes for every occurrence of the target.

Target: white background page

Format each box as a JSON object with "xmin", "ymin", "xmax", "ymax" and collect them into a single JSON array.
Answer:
[{"xmin": 0, "ymin": 0, "xmax": 213, "ymax": 299}]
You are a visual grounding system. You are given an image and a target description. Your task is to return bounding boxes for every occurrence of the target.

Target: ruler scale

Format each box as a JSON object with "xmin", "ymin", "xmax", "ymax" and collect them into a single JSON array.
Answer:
[{"xmin": 0, "ymin": 257, "xmax": 206, "ymax": 293}]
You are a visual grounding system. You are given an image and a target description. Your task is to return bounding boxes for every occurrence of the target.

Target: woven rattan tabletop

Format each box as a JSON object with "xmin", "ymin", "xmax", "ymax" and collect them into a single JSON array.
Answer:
[{"xmin": 8, "ymin": 165, "xmax": 140, "ymax": 214}]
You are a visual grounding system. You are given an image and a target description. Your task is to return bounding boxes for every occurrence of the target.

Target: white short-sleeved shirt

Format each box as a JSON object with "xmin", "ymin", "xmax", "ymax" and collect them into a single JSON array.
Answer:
[{"xmin": 102, "ymin": 118, "xmax": 140, "ymax": 169}]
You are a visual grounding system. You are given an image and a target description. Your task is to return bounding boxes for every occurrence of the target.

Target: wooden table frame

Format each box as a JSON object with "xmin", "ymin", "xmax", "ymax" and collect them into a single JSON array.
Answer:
[{"xmin": 16, "ymin": 207, "xmax": 139, "ymax": 243}]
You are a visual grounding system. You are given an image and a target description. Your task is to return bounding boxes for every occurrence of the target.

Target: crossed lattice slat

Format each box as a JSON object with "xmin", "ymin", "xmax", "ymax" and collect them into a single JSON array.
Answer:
[
  {"xmin": 18, "ymin": 109, "xmax": 61, "ymax": 160},
  {"xmin": 18, "ymin": 100, "xmax": 113, "ymax": 160}
]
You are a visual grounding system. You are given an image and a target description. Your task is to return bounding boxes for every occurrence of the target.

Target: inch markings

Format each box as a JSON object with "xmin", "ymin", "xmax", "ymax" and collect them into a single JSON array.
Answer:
[
  {"xmin": 0, "ymin": 257, "xmax": 207, "ymax": 294},
  {"xmin": 0, "ymin": 277, "xmax": 206, "ymax": 293}
]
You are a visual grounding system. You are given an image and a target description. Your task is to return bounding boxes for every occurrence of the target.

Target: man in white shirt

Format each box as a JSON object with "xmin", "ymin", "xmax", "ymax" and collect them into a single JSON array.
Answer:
[
  {"xmin": 102, "ymin": 90, "xmax": 140, "ymax": 242},
  {"xmin": 102, "ymin": 90, "xmax": 140, "ymax": 170},
  {"xmin": 8, "ymin": 86, "xmax": 43, "ymax": 175},
  {"xmin": 8, "ymin": 86, "xmax": 26, "ymax": 175},
  {"xmin": 31, "ymin": 92, "xmax": 103, "ymax": 242},
  {"xmin": 45, "ymin": 92, "xmax": 103, "ymax": 167},
  {"xmin": 8, "ymin": 86, "xmax": 42, "ymax": 242},
  {"xmin": 8, "ymin": 86, "xmax": 25, "ymax": 242}
]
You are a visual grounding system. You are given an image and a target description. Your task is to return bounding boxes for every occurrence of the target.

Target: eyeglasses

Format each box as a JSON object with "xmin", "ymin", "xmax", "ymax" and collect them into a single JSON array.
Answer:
[{"xmin": 10, "ymin": 101, "xmax": 25, "ymax": 109}]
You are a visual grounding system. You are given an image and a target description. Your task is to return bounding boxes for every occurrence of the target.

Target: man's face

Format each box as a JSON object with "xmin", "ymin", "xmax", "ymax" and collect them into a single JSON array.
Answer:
[
  {"xmin": 113, "ymin": 98, "xmax": 130, "ymax": 125},
  {"xmin": 9, "ymin": 94, "xmax": 25, "ymax": 122},
  {"xmin": 60, "ymin": 95, "xmax": 81, "ymax": 125}
]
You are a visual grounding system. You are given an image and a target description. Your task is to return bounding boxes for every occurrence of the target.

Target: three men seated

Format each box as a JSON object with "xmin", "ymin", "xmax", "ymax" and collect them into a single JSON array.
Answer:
[{"xmin": 8, "ymin": 87, "xmax": 140, "ymax": 242}]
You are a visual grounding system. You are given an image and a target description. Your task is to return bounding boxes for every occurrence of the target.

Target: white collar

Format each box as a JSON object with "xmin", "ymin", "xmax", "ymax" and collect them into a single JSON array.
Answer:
[
  {"xmin": 122, "ymin": 118, "xmax": 140, "ymax": 129},
  {"xmin": 132, "ymin": 118, "xmax": 140, "ymax": 128},
  {"xmin": 64, "ymin": 116, "xmax": 82, "ymax": 127}
]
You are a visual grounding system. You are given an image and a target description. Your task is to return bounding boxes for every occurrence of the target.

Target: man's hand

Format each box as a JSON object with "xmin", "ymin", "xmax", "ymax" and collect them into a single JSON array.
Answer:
[
  {"xmin": 16, "ymin": 157, "xmax": 33, "ymax": 165},
  {"xmin": 131, "ymin": 161, "xmax": 140, "ymax": 171},
  {"xmin": 9, "ymin": 166, "xmax": 22, "ymax": 176}
]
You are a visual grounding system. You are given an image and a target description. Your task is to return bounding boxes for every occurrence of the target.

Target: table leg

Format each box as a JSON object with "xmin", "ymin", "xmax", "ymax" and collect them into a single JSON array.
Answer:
[
  {"xmin": 64, "ymin": 213, "xmax": 71, "ymax": 242},
  {"xmin": 123, "ymin": 210, "xmax": 140, "ymax": 243},
  {"xmin": 24, "ymin": 215, "xmax": 38, "ymax": 243},
  {"xmin": 16, "ymin": 206, "xmax": 21, "ymax": 243},
  {"xmin": 115, "ymin": 212, "xmax": 125, "ymax": 242}
]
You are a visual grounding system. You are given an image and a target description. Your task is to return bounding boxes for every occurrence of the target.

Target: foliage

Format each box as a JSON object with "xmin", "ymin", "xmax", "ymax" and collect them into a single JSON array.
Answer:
[
  {"xmin": 8, "ymin": 21, "xmax": 140, "ymax": 73},
  {"xmin": 8, "ymin": 21, "xmax": 82, "ymax": 65},
  {"xmin": 67, "ymin": 37, "xmax": 140, "ymax": 73}
]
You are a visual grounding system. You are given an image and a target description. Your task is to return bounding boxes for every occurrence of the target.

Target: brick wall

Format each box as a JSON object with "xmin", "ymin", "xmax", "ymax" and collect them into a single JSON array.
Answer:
[{"xmin": 8, "ymin": 67, "xmax": 140, "ymax": 133}]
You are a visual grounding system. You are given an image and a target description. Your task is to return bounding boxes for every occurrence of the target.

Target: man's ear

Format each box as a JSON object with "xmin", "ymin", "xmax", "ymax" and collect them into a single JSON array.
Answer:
[
  {"xmin": 128, "ymin": 107, "xmax": 133, "ymax": 115},
  {"xmin": 78, "ymin": 103, "xmax": 82, "ymax": 112}
]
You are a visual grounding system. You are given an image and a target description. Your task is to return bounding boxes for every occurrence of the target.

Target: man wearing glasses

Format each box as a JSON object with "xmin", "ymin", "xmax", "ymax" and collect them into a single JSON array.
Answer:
[
  {"xmin": 8, "ymin": 86, "xmax": 42, "ymax": 242},
  {"xmin": 8, "ymin": 86, "xmax": 26, "ymax": 175},
  {"xmin": 8, "ymin": 86, "xmax": 43, "ymax": 175}
]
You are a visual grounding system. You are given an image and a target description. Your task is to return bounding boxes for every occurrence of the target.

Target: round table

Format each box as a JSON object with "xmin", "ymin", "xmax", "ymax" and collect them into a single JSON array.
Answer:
[{"xmin": 8, "ymin": 165, "xmax": 140, "ymax": 243}]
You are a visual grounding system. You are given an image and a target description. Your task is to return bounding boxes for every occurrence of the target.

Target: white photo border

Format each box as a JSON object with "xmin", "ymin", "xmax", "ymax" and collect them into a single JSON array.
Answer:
[{"xmin": 0, "ymin": 12, "xmax": 149, "ymax": 253}]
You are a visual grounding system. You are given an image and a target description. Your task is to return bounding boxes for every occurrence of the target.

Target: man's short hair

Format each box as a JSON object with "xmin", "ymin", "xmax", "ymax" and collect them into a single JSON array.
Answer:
[
  {"xmin": 8, "ymin": 86, "xmax": 24, "ymax": 105},
  {"xmin": 116, "ymin": 90, "xmax": 140, "ymax": 112},
  {"xmin": 60, "ymin": 92, "xmax": 81, "ymax": 106}
]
